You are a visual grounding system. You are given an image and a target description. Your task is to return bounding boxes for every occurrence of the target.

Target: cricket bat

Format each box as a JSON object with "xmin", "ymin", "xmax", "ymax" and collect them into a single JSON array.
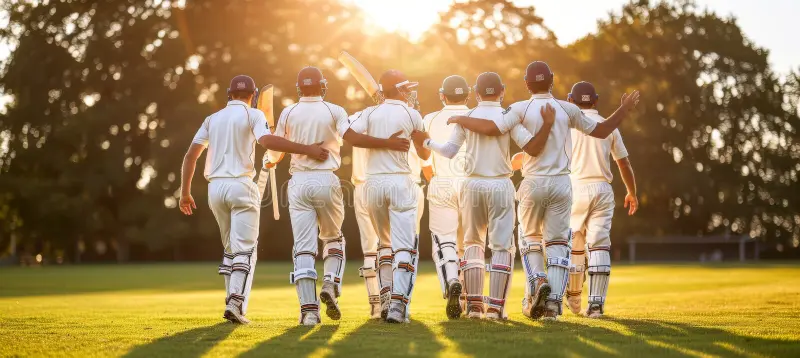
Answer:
[
  {"xmin": 338, "ymin": 51, "xmax": 383, "ymax": 104},
  {"xmin": 255, "ymin": 84, "xmax": 280, "ymax": 220}
]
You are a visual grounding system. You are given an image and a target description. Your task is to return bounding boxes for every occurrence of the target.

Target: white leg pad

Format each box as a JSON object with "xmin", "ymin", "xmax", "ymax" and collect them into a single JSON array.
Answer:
[
  {"xmin": 391, "ymin": 245, "xmax": 418, "ymax": 310},
  {"xmin": 227, "ymin": 250, "xmax": 254, "ymax": 312},
  {"xmin": 487, "ymin": 250, "xmax": 514, "ymax": 317},
  {"xmin": 359, "ymin": 254, "xmax": 380, "ymax": 306},
  {"xmin": 291, "ymin": 253, "xmax": 319, "ymax": 311},
  {"xmin": 378, "ymin": 247, "xmax": 394, "ymax": 302},
  {"xmin": 518, "ymin": 235, "xmax": 545, "ymax": 297},
  {"xmin": 432, "ymin": 233, "xmax": 460, "ymax": 299},
  {"xmin": 588, "ymin": 246, "xmax": 611, "ymax": 309},
  {"xmin": 218, "ymin": 252, "xmax": 234, "ymax": 302},
  {"xmin": 322, "ymin": 237, "xmax": 346, "ymax": 296},
  {"xmin": 567, "ymin": 245, "xmax": 586, "ymax": 300},
  {"xmin": 545, "ymin": 242, "xmax": 571, "ymax": 305},
  {"xmin": 461, "ymin": 245, "xmax": 485, "ymax": 314}
]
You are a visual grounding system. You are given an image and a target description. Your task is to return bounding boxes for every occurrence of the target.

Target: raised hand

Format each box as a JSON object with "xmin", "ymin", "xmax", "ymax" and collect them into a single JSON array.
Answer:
[
  {"xmin": 386, "ymin": 130, "xmax": 411, "ymax": 152},
  {"xmin": 540, "ymin": 103, "xmax": 556, "ymax": 126},
  {"xmin": 410, "ymin": 130, "xmax": 430, "ymax": 148},
  {"xmin": 179, "ymin": 194, "xmax": 196, "ymax": 216},
  {"xmin": 306, "ymin": 141, "xmax": 330, "ymax": 161},
  {"xmin": 620, "ymin": 90, "xmax": 641, "ymax": 112}
]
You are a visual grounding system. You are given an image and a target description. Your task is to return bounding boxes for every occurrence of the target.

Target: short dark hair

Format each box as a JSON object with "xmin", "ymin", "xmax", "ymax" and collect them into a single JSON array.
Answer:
[
  {"xmin": 299, "ymin": 86, "xmax": 323, "ymax": 97},
  {"xmin": 443, "ymin": 93, "xmax": 468, "ymax": 103},
  {"xmin": 526, "ymin": 80, "xmax": 552, "ymax": 93},
  {"xmin": 230, "ymin": 90, "xmax": 253, "ymax": 101}
]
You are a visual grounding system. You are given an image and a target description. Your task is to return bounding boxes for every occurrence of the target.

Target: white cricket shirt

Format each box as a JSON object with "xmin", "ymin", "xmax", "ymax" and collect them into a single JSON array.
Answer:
[
  {"xmin": 266, "ymin": 96, "xmax": 349, "ymax": 174},
  {"xmin": 423, "ymin": 104, "xmax": 470, "ymax": 177},
  {"xmin": 426, "ymin": 102, "xmax": 533, "ymax": 178},
  {"xmin": 498, "ymin": 93, "xmax": 598, "ymax": 177},
  {"xmin": 343, "ymin": 99, "xmax": 425, "ymax": 176},
  {"xmin": 192, "ymin": 100, "xmax": 271, "ymax": 180},
  {"xmin": 570, "ymin": 109, "xmax": 629, "ymax": 184}
]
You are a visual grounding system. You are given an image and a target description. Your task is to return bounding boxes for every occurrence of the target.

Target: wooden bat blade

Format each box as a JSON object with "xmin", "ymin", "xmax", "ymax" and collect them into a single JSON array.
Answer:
[
  {"xmin": 338, "ymin": 51, "xmax": 381, "ymax": 102},
  {"xmin": 269, "ymin": 167, "xmax": 279, "ymax": 220},
  {"xmin": 257, "ymin": 85, "xmax": 275, "ymax": 128}
]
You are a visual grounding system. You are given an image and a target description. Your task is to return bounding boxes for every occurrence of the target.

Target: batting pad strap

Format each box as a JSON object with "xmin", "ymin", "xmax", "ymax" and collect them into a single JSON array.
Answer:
[
  {"xmin": 290, "ymin": 268, "xmax": 318, "ymax": 284},
  {"xmin": 231, "ymin": 262, "xmax": 251, "ymax": 273},
  {"xmin": 294, "ymin": 250, "xmax": 316, "ymax": 258},
  {"xmin": 300, "ymin": 302, "xmax": 320, "ymax": 313},
  {"xmin": 391, "ymin": 293, "xmax": 409, "ymax": 304},
  {"xmin": 528, "ymin": 272, "xmax": 547, "ymax": 283},
  {"xmin": 460, "ymin": 258, "xmax": 484, "ymax": 271},
  {"xmin": 395, "ymin": 247, "xmax": 418, "ymax": 256},
  {"xmin": 589, "ymin": 246, "xmax": 611, "ymax": 252},
  {"xmin": 486, "ymin": 263, "xmax": 512, "ymax": 274},
  {"xmin": 359, "ymin": 266, "xmax": 377, "ymax": 278},
  {"xmin": 368, "ymin": 295, "xmax": 380, "ymax": 304},
  {"xmin": 228, "ymin": 293, "xmax": 245, "ymax": 304},
  {"xmin": 570, "ymin": 263, "xmax": 586, "ymax": 273},
  {"xmin": 218, "ymin": 264, "xmax": 232, "ymax": 276},
  {"xmin": 588, "ymin": 265, "xmax": 611, "ymax": 275},
  {"xmin": 588, "ymin": 295, "xmax": 606, "ymax": 304},
  {"xmin": 519, "ymin": 240, "xmax": 543, "ymax": 255},
  {"xmin": 323, "ymin": 272, "xmax": 342, "ymax": 284},
  {"xmin": 393, "ymin": 261, "xmax": 416, "ymax": 273},
  {"xmin": 545, "ymin": 241, "xmax": 570, "ymax": 249},
  {"xmin": 547, "ymin": 257, "xmax": 570, "ymax": 269},
  {"xmin": 486, "ymin": 297, "xmax": 505, "ymax": 309},
  {"xmin": 323, "ymin": 247, "xmax": 344, "ymax": 259}
]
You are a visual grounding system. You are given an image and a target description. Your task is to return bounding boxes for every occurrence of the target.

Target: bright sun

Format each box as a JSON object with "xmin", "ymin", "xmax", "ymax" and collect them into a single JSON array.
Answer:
[{"xmin": 349, "ymin": 0, "xmax": 453, "ymax": 41}]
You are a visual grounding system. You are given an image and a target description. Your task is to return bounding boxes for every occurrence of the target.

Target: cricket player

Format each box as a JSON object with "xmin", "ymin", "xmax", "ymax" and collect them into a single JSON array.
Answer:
[
  {"xmin": 341, "ymin": 70, "xmax": 431, "ymax": 323},
  {"xmin": 264, "ymin": 67, "xmax": 354, "ymax": 326},
  {"xmin": 420, "ymin": 75, "xmax": 471, "ymax": 319},
  {"xmin": 564, "ymin": 81, "xmax": 638, "ymax": 318},
  {"xmin": 450, "ymin": 61, "xmax": 640, "ymax": 320},
  {"xmin": 413, "ymin": 72, "xmax": 555, "ymax": 319},
  {"xmin": 179, "ymin": 75, "xmax": 329, "ymax": 324}
]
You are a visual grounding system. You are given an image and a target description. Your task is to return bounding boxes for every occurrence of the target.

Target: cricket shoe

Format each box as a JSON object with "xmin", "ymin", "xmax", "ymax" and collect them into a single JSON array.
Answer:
[
  {"xmin": 445, "ymin": 279, "xmax": 463, "ymax": 319},
  {"xmin": 300, "ymin": 311, "xmax": 321, "ymax": 326},
  {"xmin": 320, "ymin": 282, "xmax": 341, "ymax": 320},
  {"xmin": 566, "ymin": 294, "xmax": 582, "ymax": 315},
  {"xmin": 386, "ymin": 302, "xmax": 409, "ymax": 323},
  {"xmin": 542, "ymin": 301, "xmax": 560, "ymax": 321},
  {"xmin": 522, "ymin": 276, "xmax": 551, "ymax": 320},
  {"xmin": 586, "ymin": 303, "xmax": 604, "ymax": 319},
  {"xmin": 223, "ymin": 302, "xmax": 250, "ymax": 325},
  {"xmin": 466, "ymin": 306, "xmax": 484, "ymax": 319}
]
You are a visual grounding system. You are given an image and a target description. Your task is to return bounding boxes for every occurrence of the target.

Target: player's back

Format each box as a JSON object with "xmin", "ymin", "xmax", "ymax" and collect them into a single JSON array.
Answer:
[
  {"xmin": 359, "ymin": 99, "xmax": 423, "ymax": 175},
  {"xmin": 276, "ymin": 97, "xmax": 347, "ymax": 173},
  {"xmin": 461, "ymin": 102, "xmax": 513, "ymax": 177},
  {"xmin": 203, "ymin": 100, "xmax": 264, "ymax": 180},
  {"xmin": 508, "ymin": 94, "xmax": 577, "ymax": 177},
  {"xmin": 424, "ymin": 105, "xmax": 470, "ymax": 177},
  {"xmin": 570, "ymin": 109, "xmax": 627, "ymax": 184}
]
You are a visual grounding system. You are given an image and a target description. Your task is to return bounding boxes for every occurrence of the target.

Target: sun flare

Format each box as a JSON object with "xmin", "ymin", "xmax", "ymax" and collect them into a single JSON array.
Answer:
[{"xmin": 348, "ymin": 0, "xmax": 454, "ymax": 41}]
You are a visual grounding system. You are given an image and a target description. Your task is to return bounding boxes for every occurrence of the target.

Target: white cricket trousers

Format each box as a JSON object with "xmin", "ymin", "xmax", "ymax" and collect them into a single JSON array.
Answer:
[
  {"xmin": 356, "ymin": 179, "xmax": 424, "ymax": 256},
  {"xmin": 363, "ymin": 174, "xmax": 420, "ymax": 311},
  {"xmin": 461, "ymin": 177, "xmax": 516, "ymax": 252},
  {"xmin": 428, "ymin": 177, "xmax": 465, "ymax": 253},
  {"xmin": 516, "ymin": 174, "xmax": 573, "ymax": 303},
  {"xmin": 209, "ymin": 177, "xmax": 260, "ymax": 314},
  {"xmin": 570, "ymin": 181, "xmax": 615, "ymax": 249}
]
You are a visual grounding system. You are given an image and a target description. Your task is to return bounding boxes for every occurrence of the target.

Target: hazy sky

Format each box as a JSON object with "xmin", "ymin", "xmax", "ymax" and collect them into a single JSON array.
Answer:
[{"xmin": 523, "ymin": 0, "xmax": 799, "ymax": 72}]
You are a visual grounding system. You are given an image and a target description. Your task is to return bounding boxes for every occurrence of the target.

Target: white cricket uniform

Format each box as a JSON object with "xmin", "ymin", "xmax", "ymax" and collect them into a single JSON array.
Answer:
[
  {"xmin": 568, "ymin": 109, "xmax": 627, "ymax": 310},
  {"xmin": 267, "ymin": 96, "xmax": 349, "ymax": 299},
  {"xmin": 422, "ymin": 104, "xmax": 470, "ymax": 297},
  {"xmin": 498, "ymin": 93, "xmax": 597, "ymax": 305},
  {"xmin": 423, "ymin": 105, "xmax": 469, "ymax": 253},
  {"xmin": 425, "ymin": 101, "xmax": 534, "ymax": 317},
  {"xmin": 192, "ymin": 99, "xmax": 271, "ymax": 314},
  {"xmin": 343, "ymin": 99, "xmax": 424, "ymax": 313},
  {"xmin": 569, "ymin": 109, "xmax": 628, "ymax": 249}
]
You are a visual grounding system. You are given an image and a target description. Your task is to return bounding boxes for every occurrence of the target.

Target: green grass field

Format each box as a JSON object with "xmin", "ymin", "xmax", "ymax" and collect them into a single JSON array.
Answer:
[{"xmin": 1, "ymin": 262, "xmax": 799, "ymax": 357}]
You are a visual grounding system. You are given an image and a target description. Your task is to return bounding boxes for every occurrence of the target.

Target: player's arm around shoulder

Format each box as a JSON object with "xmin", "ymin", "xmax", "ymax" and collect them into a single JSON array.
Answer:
[
  {"xmin": 342, "ymin": 106, "xmax": 410, "ymax": 152},
  {"xmin": 517, "ymin": 103, "xmax": 556, "ymax": 157},
  {"xmin": 410, "ymin": 109, "xmax": 431, "ymax": 161}
]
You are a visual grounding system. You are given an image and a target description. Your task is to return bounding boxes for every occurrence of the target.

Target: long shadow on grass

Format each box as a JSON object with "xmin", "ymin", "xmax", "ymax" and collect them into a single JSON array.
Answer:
[
  {"xmin": 325, "ymin": 319, "xmax": 443, "ymax": 357},
  {"xmin": 123, "ymin": 322, "xmax": 237, "ymax": 358},
  {"xmin": 239, "ymin": 324, "xmax": 339, "ymax": 357},
  {"xmin": 441, "ymin": 317, "xmax": 800, "ymax": 357}
]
